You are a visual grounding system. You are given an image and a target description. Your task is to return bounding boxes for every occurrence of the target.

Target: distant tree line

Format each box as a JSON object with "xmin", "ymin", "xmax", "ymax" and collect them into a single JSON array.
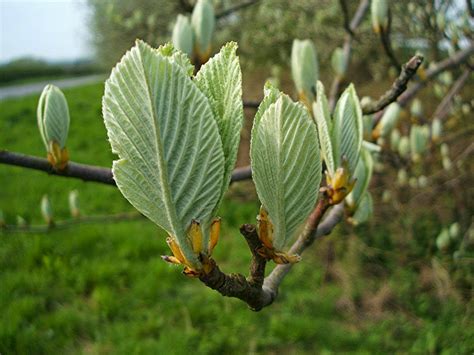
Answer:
[{"xmin": 0, "ymin": 58, "xmax": 101, "ymax": 85}]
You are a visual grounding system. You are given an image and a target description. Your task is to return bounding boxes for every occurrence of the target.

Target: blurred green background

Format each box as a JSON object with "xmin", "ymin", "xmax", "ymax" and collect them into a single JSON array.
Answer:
[{"xmin": 1, "ymin": 0, "xmax": 473, "ymax": 354}]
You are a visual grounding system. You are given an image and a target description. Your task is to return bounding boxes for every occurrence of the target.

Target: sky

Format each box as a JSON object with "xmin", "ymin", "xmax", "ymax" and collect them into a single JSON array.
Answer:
[{"xmin": 0, "ymin": 0, "xmax": 90, "ymax": 63}]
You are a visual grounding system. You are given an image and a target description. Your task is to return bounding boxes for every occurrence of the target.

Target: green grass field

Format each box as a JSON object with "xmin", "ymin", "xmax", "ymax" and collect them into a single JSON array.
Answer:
[{"xmin": 1, "ymin": 83, "xmax": 472, "ymax": 354}]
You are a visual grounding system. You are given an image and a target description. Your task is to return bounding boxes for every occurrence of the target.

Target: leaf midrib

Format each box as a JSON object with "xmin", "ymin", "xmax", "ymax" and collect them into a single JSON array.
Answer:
[{"xmin": 137, "ymin": 47, "xmax": 183, "ymax": 240}]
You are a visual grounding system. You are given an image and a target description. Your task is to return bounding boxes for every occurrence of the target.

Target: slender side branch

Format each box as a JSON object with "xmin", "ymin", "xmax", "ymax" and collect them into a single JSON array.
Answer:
[
  {"xmin": 362, "ymin": 55, "xmax": 424, "ymax": 115},
  {"xmin": 230, "ymin": 165, "xmax": 252, "ymax": 183},
  {"xmin": 241, "ymin": 224, "xmax": 268, "ymax": 288},
  {"xmin": 467, "ymin": 0, "xmax": 474, "ymax": 18},
  {"xmin": 199, "ymin": 224, "xmax": 272, "ymax": 311},
  {"xmin": 397, "ymin": 44, "xmax": 474, "ymax": 107},
  {"xmin": 379, "ymin": 11, "xmax": 401, "ymax": 70},
  {"xmin": 199, "ymin": 198, "xmax": 344, "ymax": 311},
  {"xmin": 216, "ymin": 0, "xmax": 261, "ymax": 19},
  {"xmin": 329, "ymin": 0, "xmax": 370, "ymax": 111},
  {"xmin": 2, "ymin": 211, "xmax": 143, "ymax": 233},
  {"xmin": 263, "ymin": 201, "xmax": 344, "ymax": 297},
  {"xmin": 0, "ymin": 150, "xmax": 115, "ymax": 185},
  {"xmin": 431, "ymin": 68, "xmax": 471, "ymax": 121},
  {"xmin": 243, "ymin": 100, "xmax": 260, "ymax": 109},
  {"xmin": 372, "ymin": 44, "xmax": 473, "ymax": 125},
  {"xmin": 178, "ymin": 0, "xmax": 194, "ymax": 12},
  {"xmin": 339, "ymin": 0, "xmax": 354, "ymax": 36},
  {"xmin": 0, "ymin": 150, "xmax": 253, "ymax": 186}
]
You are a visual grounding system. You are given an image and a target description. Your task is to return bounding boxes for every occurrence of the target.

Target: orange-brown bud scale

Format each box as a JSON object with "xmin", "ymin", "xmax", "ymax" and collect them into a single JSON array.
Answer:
[
  {"xmin": 298, "ymin": 91, "xmax": 312, "ymax": 111},
  {"xmin": 325, "ymin": 167, "xmax": 356, "ymax": 205},
  {"xmin": 189, "ymin": 220, "xmax": 203, "ymax": 254},
  {"xmin": 47, "ymin": 141, "xmax": 69, "ymax": 170},
  {"xmin": 194, "ymin": 44, "xmax": 212, "ymax": 65},
  {"xmin": 257, "ymin": 206, "xmax": 274, "ymax": 250},
  {"xmin": 161, "ymin": 255, "xmax": 182, "ymax": 264},
  {"xmin": 209, "ymin": 218, "xmax": 221, "ymax": 255},
  {"xmin": 256, "ymin": 206, "xmax": 301, "ymax": 265},
  {"xmin": 166, "ymin": 236, "xmax": 187, "ymax": 265}
]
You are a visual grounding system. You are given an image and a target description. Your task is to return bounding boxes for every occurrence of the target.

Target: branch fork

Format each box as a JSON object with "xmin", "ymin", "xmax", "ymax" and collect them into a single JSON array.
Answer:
[{"xmin": 198, "ymin": 194, "xmax": 335, "ymax": 311}]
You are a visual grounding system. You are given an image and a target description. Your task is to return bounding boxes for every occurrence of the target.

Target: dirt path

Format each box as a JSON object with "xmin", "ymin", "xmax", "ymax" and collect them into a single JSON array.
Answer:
[{"xmin": 0, "ymin": 74, "xmax": 105, "ymax": 100}]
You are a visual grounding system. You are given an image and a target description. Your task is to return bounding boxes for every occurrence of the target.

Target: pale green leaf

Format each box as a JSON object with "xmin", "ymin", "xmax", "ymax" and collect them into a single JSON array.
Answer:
[
  {"xmin": 41, "ymin": 195, "xmax": 53, "ymax": 222},
  {"xmin": 252, "ymin": 82, "xmax": 280, "ymax": 131},
  {"xmin": 371, "ymin": 0, "xmax": 388, "ymax": 33},
  {"xmin": 351, "ymin": 192, "xmax": 373, "ymax": 225},
  {"xmin": 251, "ymin": 94, "xmax": 321, "ymax": 250},
  {"xmin": 103, "ymin": 40, "xmax": 225, "ymax": 266},
  {"xmin": 331, "ymin": 47, "xmax": 346, "ymax": 77},
  {"xmin": 362, "ymin": 140, "xmax": 381, "ymax": 153},
  {"xmin": 291, "ymin": 39, "xmax": 319, "ymax": 101},
  {"xmin": 346, "ymin": 147, "xmax": 373, "ymax": 210},
  {"xmin": 377, "ymin": 102, "xmax": 401, "ymax": 137},
  {"xmin": 157, "ymin": 43, "xmax": 194, "ymax": 76},
  {"xmin": 172, "ymin": 14, "xmax": 194, "ymax": 57},
  {"xmin": 195, "ymin": 42, "xmax": 243, "ymax": 206},
  {"xmin": 191, "ymin": 0, "xmax": 215, "ymax": 55},
  {"xmin": 410, "ymin": 124, "xmax": 430, "ymax": 160},
  {"xmin": 313, "ymin": 81, "xmax": 334, "ymax": 176},
  {"xmin": 332, "ymin": 84, "xmax": 363, "ymax": 174},
  {"xmin": 37, "ymin": 84, "xmax": 70, "ymax": 149},
  {"xmin": 250, "ymin": 81, "xmax": 281, "ymax": 155}
]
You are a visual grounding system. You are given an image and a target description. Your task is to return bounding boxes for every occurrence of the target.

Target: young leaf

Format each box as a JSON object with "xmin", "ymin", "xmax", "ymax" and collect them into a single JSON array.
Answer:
[
  {"xmin": 37, "ymin": 84, "xmax": 70, "ymax": 150},
  {"xmin": 371, "ymin": 0, "xmax": 389, "ymax": 34},
  {"xmin": 313, "ymin": 81, "xmax": 335, "ymax": 176},
  {"xmin": 398, "ymin": 136, "xmax": 410, "ymax": 158},
  {"xmin": 346, "ymin": 147, "xmax": 373, "ymax": 210},
  {"xmin": 69, "ymin": 190, "xmax": 80, "ymax": 218},
  {"xmin": 411, "ymin": 98, "xmax": 423, "ymax": 118},
  {"xmin": 37, "ymin": 84, "xmax": 70, "ymax": 169},
  {"xmin": 410, "ymin": 124, "xmax": 430, "ymax": 162},
  {"xmin": 157, "ymin": 43, "xmax": 194, "ymax": 76},
  {"xmin": 191, "ymin": 0, "xmax": 215, "ymax": 62},
  {"xmin": 195, "ymin": 42, "xmax": 243, "ymax": 207},
  {"xmin": 16, "ymin": 216, "xmax": 27, "ymax": 227},
  {"xmin": 249, "ymin": 82, "xmax": 281, "ymax": 172},
  {"xmin": 41, "ymin": 195, "xmax": 53, "ymax": 225},
  {"xmin": 331, "ymin": 47, "xmax": 346, "ymax": 77},
  {"xmin": 390, "ymin": 128, "xmax": 401, "ymax": 150},
  {"xmin": 252, "ymin": 82, "xmax": 281, "ymax": 132},
  {"xmin": 350, "ymin": 192, "xmax": 373, "ymax": 225},
  {"xmin": 291, "ymin": 39, "xmax": 319, "ymax": 103},
  {"xmin": 251, "ymin": 94, "xmax": 322, "ymax": 250},
  {"xmin": 172, "ymin": 14, "xmax": 194, "ymax": 57},
  {"xmin": 375, "ymin": 102, "xmax": 401, "ymax": 137},
  {"xmin": 431, "ymin": 118, "xmax": 442, "ymax": 141},
  {"xmin": 103, "ymin": 40, "xmax": 225, "ymax": 267},
  {"xmin": 332, "ymin": 84, "xmax": 363, "ymax": 175}
]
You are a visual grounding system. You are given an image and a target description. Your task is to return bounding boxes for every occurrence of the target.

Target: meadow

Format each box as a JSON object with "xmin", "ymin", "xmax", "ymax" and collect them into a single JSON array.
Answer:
[{"xmin": 0, "ymin": 83, "xmax": 472, "ymax": 354}]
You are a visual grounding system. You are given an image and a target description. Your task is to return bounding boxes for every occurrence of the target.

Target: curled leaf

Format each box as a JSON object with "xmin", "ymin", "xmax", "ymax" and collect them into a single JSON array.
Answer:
[
  {"xmin": 251, "ymin": 94, "xmax": 321, "ymax": 251},
  {"xmin": 37, "ymin": 84, "xmax": 70, "ymax": 169},
  {"xmin": 41, "ymin": 195, "xmax": 53, "ymax": 225},
  {"xmin": 291, "ymin": 39, "xmax": 319, "ymax": 105},
  {"xmin": 349, "ymin": 192, "xmax": 373, "ymax": 225},
  {"xmin": 195, "ymin": 42, "xmax": 243, "ymax": 212},
  {"xmin": 313, "ymin": 81, "xmax": 335, "ymax": 176},
  {"xmin": 371, "ymin": 0, "xmax": 389, "ymax": 34},
  {"xmin": 191, "ymin": 0, "xmax": 215, "ymax": 62},
  {"xmin": 375, "ymin": 102, "xmax": 401, "ymax": 138},
  {"xmin": 346, "ymin": 148, "xmax": 373, "ymax": 211},
  {"xmin": 332, "ymin": 84, "xmax": 363, "ymax": 175},
  {"xmin": 172, "ymin": 14, "xmax": 194, "ymax": 57},
  {"xmin": 103, "ymin": 40, "xmax": 225, "ymax": 269},
  {"xmin": 331, "ymin": 47, "xmax": 347, "ymax": 77},
  {"xmin": 69, "ymin": 190, "xmax": 80, "ymax": 218}
]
